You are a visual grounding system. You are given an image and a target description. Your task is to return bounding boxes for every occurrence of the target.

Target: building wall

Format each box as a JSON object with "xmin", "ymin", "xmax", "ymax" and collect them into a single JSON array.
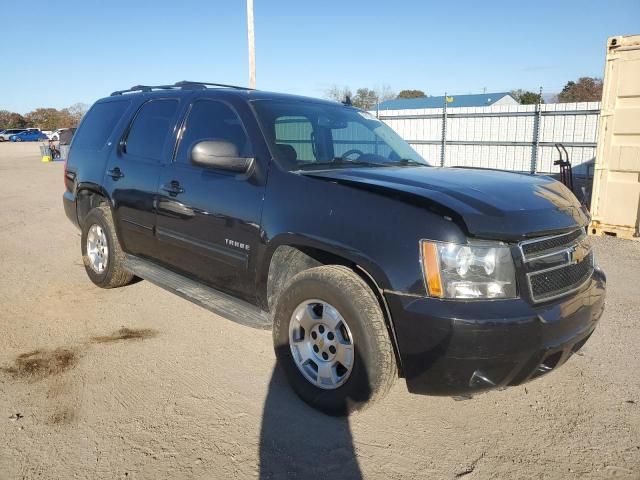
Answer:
[{"xmin": 491, "ymin": 95, "xmax": 519, "ymax": 106}]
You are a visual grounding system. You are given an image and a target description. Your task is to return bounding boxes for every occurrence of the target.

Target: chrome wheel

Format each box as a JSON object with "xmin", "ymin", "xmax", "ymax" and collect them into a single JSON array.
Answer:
[
  {"xmin": 289, "ymin": 299, "xmax": 355, "ymax": 389},
  {"xmin": 86, "ymin": 224, "xmax": 109, "ymax": 273}
]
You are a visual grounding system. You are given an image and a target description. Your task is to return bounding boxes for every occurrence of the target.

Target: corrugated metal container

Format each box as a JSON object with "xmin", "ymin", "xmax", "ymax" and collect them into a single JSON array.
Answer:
[{"xmin": 590, "ymin": 34, "xmax": 640, "ymax": 239}]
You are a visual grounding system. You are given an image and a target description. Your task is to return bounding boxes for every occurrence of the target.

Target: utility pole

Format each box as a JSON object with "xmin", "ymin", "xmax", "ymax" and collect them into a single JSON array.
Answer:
[{"xmin": 246, "ymin": 0, "xmax": 256, "ymax": 89}]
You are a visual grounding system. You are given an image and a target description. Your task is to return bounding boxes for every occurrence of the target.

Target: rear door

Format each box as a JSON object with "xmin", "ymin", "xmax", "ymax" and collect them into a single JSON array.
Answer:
[
  {"xmin": 103, "ymin": 97, "xmax": 182, "ymax": 257},
  {"xmin": 154, "ymin": 98, "xmax": 266, "ymax": 301}
]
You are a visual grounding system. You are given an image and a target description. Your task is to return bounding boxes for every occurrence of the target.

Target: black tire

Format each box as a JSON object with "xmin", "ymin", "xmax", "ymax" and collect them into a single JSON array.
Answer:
[
  {"xmin": 81, "ymin": 206, "xmax": 134, "ymax": 288},
  {"xmin": 272, "ymin": 265, "xmax": 397, "ymax": 415}
]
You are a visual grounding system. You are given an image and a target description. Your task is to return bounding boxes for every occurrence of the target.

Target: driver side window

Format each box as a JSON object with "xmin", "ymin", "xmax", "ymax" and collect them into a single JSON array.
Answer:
[{"xmin": 176, "ymin": 100, "xmax": 251, "ymax": 164}]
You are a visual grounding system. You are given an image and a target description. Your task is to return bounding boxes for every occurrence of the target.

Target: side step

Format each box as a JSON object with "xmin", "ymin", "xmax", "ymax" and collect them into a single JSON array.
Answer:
[{"xmin": 123, "ymin": 254, "xmax": 272, "ymax": 330}]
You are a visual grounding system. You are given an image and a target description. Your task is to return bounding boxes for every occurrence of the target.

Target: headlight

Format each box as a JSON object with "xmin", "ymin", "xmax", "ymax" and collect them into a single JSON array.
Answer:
[{"xmin": 421, "ymin": 240, "xmax": 517, "ymax": 299}]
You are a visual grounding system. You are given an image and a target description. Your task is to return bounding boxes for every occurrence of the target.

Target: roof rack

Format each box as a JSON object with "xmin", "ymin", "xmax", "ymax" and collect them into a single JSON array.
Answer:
[{"xmin": 110, "ymin": 80, "xmax": 253, "ymax": 96}]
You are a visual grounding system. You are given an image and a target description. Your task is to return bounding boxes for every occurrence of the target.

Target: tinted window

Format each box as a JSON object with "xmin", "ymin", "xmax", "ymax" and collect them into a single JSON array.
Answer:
[
  {"xmin": 72, "ymin": 101, "xmax": 130, "ymax": 151},
  {"xmin": 253, "ymin": 100, "xmax": 427, "ymax": 171},
  {"xmin": 176, "ymin": 100, "xmax": 250, "ymax": 164},
  {"xmin": 274, "ymin": 116, "xmax": 316, "ymax": 162},
  {"xmin": 126, "ymin": 99, "xmax": 179, "ymax": 161},
  {"xmin": 332, "ymin": 121, "xmax": 392, "ymax": 158}
]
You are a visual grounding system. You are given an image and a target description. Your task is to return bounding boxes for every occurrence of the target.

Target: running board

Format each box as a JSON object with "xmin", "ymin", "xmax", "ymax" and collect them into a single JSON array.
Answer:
[{"xmin": 124, "ymin": 254, "xmax": 271, "ymax": 330}]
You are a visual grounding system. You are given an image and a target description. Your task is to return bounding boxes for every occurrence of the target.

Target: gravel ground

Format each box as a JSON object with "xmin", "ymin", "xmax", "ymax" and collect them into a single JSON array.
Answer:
[{"xmin": 0, "ymin": 142, "xmax": 638, "ymax": 480}]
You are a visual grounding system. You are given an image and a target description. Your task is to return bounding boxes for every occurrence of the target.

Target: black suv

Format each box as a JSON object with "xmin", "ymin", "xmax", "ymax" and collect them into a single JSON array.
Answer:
[{"xmin": 63, "ymin": 81, "xmax": 606, "ymax": 415}]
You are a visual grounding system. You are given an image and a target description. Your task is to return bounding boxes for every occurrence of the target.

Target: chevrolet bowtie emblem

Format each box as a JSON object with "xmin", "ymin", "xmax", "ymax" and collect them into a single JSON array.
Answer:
[{"xmin": 571, "ymin": 245, "xmax": 587, "ymax": 263}]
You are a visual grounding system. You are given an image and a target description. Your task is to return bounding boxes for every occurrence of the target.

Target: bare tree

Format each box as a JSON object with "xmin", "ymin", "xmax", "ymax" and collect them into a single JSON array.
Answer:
[
  {"xmin": 68, "ymin": 103, "xmax": 89, "ymax": 124},
  {"xmin": 325, "ymin": 85, "xmax": 353, "ymax": 103},
  {"xmin": 374, "ymin": 84, "xmax": 396, "ymax": 103}
]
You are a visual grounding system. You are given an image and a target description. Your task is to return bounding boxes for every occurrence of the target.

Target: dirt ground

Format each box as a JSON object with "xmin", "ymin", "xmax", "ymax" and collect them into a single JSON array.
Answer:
[{"xmin": 0, "ymin": 142, "xmax": 638, "ymax": 480}]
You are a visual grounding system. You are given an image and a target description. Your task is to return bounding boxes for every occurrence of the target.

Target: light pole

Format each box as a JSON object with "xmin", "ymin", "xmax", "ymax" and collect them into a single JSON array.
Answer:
[{"xmin": 247, "ymin": 0, "xmax": 256, "ymax": 89}]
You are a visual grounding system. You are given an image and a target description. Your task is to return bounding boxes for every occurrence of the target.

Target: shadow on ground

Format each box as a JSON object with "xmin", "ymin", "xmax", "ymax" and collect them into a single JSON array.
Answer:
[{"xmin": 259, "ymin": 367, "xmax": 363, "ymax": 480}]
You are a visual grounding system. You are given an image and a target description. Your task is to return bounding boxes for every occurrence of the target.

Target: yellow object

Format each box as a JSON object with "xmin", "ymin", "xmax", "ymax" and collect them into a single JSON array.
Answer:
[
  {"xmin": 421, "ymin": 242, "xmax": 443, "ymax": 297},
  {"xmin": 590, "ymin": 34, "xmax": 640, "ymax": 239},
  {"xmin": 445, "ymin": 96, "xmax": 454, "ymax": 103},
  {"xmin": 41, "ymin": 155, "xmax": 52, "ymax": 163}
]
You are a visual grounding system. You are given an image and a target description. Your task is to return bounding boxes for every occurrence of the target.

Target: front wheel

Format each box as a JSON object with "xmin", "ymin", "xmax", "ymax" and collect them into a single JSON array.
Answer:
[
  {"xmin": 15, "ymin": 138, "xmax": 22, "ymax": 142},
  {"xmin": 272, "ymin": 265, "xmax": 397, "ymax": 415}
]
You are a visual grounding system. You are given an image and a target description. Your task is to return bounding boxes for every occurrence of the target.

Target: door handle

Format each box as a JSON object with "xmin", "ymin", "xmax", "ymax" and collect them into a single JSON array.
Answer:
[
  {"xmin": 161, "ymin": 181, "xmax": 185, "ymax": 196},
  {"xmin": 107, "ymin": 167, "xmax": 124, "ymax": 180}
]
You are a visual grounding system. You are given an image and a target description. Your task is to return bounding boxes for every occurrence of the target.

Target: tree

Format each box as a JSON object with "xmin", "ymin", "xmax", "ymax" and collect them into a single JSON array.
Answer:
[
  {"xmin": 325, "ymin": 85, "xmax": 353, "ymax": 103},
  {"xmin": 24, "ymin": 108, "xmax": 63, "ymax": 130},
  {"xmin": 397, "ymin": 89, "xmax": 426, "ymax": 99},
  {"xmin": 352, "ymin": 88, "xmax": 378, "ymax": 110},
  {"xmin": 510, "ymin": 89, "xmax": 543, "ymax": 105},
  {"xmin": 68, "ymin": 103, "xmax": 89, "ymax": 124},
  {"xmin": 374, "ymin": 84, "xmax": 396, "ymax": 103},
  {"xmin": 325, "ymin": 85, "xmax": 396, "ymax": 109},
  {"xmin": 0, "ymin": 110, "xmax": 28, "ymax": 128},
  {"xmin": 557, "ymin": 77, "xmax": 603, "ymax": 103}
]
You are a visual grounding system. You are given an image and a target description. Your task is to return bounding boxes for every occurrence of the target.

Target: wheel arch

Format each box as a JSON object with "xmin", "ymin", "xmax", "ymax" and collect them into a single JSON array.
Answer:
[
  {"xmin": 261, "ymin": 237, "xmax": 404, "ymax": 375},
  {"xmin": 75, "ymin": 183, "xmax": 113, "ymax": 227}
]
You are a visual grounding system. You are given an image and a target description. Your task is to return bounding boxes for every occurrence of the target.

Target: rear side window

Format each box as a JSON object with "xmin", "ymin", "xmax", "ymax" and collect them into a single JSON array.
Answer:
[
  {"xmin": 176, "ymin": 100, "xmax": 251, "ymax": 164},
  {"xmin": 72, "ymin": 101, "xmax": 130, "ymax": 151},
  {"xmin": 125, "ymin": 99, "xmax": 179, "ymax": 161}
]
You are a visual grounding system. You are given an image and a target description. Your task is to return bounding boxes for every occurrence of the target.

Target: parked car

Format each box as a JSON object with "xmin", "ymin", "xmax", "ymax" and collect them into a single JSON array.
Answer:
[
  {"xmin": 0, "ymin": 128, "xmax": 27, "ymax": 141},
  {"xmin": 49, "ymin": 128, "xmax": 75, "ymax": 141},
  {"xmin": 49, "ymin": 129, "xmax": 62, "ymax": 141},
  {"xmin": 62, "ymin": 81, "xmax": 606, "ymax": 415},
  {"xmin": 9, "ymin": 129, "xmax": 48, "ymax": 142},
  {"xmin": 42, "ymin": 130, "xmax": 54, "ymax": 139}
]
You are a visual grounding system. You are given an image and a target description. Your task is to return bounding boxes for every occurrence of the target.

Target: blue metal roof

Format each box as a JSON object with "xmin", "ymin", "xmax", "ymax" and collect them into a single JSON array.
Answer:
[{"xmin": 378, "ymin": 92, "xmax": 515, "ymax": 110}]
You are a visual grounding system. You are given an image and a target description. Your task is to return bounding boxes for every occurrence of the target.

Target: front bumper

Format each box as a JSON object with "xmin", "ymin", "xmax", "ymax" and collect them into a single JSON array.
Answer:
[{"xmin": 387, "ymin": 267, "xmax": 606, "ymax": 396}]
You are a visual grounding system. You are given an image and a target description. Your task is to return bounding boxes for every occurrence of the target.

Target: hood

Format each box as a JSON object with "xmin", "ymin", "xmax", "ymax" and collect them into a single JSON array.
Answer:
[{"xmin": 304, "ymin": 166, "xmax": 589, "ymax": 241}]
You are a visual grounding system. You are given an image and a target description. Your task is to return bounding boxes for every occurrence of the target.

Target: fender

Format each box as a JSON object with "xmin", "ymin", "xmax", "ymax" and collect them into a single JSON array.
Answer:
[{"xmin": 255, "ymin": 231, "xmax": 393, "ymax": 309}]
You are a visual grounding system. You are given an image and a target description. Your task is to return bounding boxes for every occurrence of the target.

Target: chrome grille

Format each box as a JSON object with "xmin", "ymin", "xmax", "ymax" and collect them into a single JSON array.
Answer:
[
  {"xmin": 520, "ymin": 229, "xmax": 594, "ymax": 303},
  {"xmin": 521, "ymin": 229, "xmax": 584, "ymax": 257}
]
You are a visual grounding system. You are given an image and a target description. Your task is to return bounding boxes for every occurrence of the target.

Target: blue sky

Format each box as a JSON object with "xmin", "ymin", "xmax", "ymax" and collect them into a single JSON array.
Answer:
[{"xmin": 2, "ymin": 0, "xmax": 639, "ymax": 113}]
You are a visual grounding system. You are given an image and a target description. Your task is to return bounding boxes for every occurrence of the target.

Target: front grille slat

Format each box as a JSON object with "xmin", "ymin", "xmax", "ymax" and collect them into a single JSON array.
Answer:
[
  {"xmin": 521, "ymin": 229, "xmax": 584, "ymax": 257},
  {"xmin": 520, "ymin": 229, "xmax": 594, "ymax": 303},
  {"xmin": 529, "ymin": 252, "xmax": 593, "ymax": 300}
]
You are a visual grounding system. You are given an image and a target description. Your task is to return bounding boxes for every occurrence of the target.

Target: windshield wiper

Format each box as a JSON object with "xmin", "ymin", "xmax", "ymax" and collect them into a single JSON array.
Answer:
[
  {"xmin": 297, "ymin": 159, "xmax": 389, "ymax": 170},
  {"xmin": 387, "ymin": 158, "xmax": 428, "ymax": 167}
]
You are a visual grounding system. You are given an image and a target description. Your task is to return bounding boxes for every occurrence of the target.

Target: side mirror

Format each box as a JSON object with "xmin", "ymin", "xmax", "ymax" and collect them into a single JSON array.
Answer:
[{"xmin": 190, "ymin": 140, "xmax": 254, "ymax": 173}]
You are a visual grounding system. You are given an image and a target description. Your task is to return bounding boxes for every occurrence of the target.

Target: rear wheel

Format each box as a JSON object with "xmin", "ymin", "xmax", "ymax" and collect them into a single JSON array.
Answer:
[
  {"xmin": 272, "ymin": 265, "xmax": 397, "ymax": 415},
  {"xmin": 81, "ymin": 206, "xmax": 134, "ymax": 288}
]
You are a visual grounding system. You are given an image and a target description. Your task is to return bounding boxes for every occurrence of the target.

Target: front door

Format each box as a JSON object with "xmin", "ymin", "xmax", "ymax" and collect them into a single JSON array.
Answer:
[{"xmin": 154, "ymin": 98, "xmax": 266, "ymax": 302}]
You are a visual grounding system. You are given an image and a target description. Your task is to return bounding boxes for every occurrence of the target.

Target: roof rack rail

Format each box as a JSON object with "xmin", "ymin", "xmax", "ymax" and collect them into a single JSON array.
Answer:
[
  {"xmin": 110, "ymin": 84, "xmax": 176, "ymax": 96},
  {"xmin": 110, "ymin": 80, "xmax": 253, "ymax": 96},
  {"xmin": 174, "ymin": 80, "xmax": 254, "ymax": 91}
]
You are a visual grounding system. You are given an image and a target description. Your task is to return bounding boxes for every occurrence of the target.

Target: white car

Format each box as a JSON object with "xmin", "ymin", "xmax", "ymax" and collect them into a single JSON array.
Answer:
[
  {"xmin": 0, "ymin": 128, "xmax": 27, "ymax": 141},
  {"xmin": 49, "ymin": 129, "xmax": 63, "ymax": 141}
]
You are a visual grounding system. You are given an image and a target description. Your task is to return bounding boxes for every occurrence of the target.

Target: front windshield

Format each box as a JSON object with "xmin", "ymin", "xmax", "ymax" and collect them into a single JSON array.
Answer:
[{"xmin": 252, "ymin": 100, "xmax": 429, "ymax": 171}]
